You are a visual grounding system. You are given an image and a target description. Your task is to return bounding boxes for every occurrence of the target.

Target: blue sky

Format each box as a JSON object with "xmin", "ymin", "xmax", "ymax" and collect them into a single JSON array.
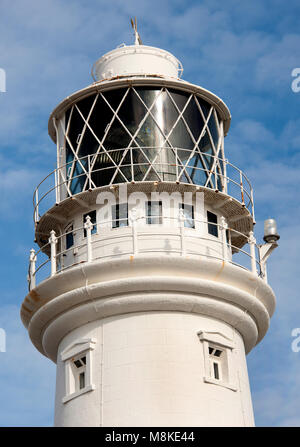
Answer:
[{"xmin": 0, "ymin": 0, "xmax": 299, "ymax": 426}]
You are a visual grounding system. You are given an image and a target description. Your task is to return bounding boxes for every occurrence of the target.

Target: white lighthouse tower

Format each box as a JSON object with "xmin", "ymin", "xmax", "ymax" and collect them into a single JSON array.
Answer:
[{"xmin": 21, "ymin": 22, "xmax": 279, "ymax": 427}]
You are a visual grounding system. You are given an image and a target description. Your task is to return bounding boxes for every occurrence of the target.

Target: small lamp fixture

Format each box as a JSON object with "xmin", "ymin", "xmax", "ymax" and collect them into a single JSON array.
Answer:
[{"xmin": 263, "ymin": 219, "xmax": 280, "ymax": 243}]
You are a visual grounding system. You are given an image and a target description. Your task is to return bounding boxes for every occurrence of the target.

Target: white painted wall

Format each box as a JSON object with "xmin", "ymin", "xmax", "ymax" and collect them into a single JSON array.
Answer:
[
  {"xmin": 59, "ymin": 196, "xmax": 230, "ymax": 271},
  {"xmin": 54, "ymin": 312, "xmax": 254, "ymax": 427}
]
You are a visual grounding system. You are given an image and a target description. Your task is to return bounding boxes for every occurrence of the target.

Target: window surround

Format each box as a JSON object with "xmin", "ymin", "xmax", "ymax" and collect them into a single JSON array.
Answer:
[
  {"xmin": 198, "ymin": 331, "xmax": 237, "ymax": 391},
  {"xmin": 61, "ymin": 338, "xmax": 96, "ymax": 403}
]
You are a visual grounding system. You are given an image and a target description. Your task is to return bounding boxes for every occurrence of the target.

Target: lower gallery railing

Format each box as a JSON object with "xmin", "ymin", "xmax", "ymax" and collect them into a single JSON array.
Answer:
[{"xmin": 27, "ymin": 215, "xmax": 262, "ymax": 291}]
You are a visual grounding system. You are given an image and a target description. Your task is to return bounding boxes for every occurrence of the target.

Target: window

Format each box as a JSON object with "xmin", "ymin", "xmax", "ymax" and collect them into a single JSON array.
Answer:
[
  {"xmin": 146, "ymin": 201, "xmax": 162, "ymax": 225},
  {"xmin": 208, "ymin": 347, "xmax": 223, "ymax": 381},
  {"xmin": 179, "ymin": 203, "xmax": 195, "ymax": 228},
  {"xmin": 83, "ymin": 210, "xmax": 97, "ymax": 237},
  {"xmin": 61, "ymin": 338, "xmax": 96, "ymax": 403},
  {"xmin": 65, "ymin": 223, "xmax": 74, "ymax": 249},
  {"xmin": 198, "ymin": 331, "xmax": 237, "ymax": 391},
  {"xmin": 207, "ymin": 211, "xmax": 218, "ymax": 237},
  {"xmin": 72, "ymin": 355, "xmax": 86, "ymax": 391},
  {"xmin": 112, "ymin": 203, "xmax": 128, "ymax": 228}
]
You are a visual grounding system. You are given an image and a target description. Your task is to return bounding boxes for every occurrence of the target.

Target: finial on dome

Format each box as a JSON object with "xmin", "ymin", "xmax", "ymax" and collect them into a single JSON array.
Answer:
[{"xmin": 130, "ymin": 17, "xmax": 143, "ymax": 45}]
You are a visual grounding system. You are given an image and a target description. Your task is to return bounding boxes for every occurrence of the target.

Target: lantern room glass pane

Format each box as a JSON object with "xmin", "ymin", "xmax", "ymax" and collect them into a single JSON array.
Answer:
[{"xmin": 64, "ymin": 87, "xmax": 221, "ymax": 193}]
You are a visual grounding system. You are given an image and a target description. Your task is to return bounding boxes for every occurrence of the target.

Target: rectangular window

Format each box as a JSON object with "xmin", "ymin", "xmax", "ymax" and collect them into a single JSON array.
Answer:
[
  {"xmin": 209, "ymin": 346, "xmax": 223, "ymax": 381},
  {"xmin": 73, "ymin": 355, "xmax": 86, "ymax": 392},
  {"xmin": 207, "ymin": 211, "xmax": 218, "ymax": 237},
  {"xmin": 79, "ymin": 372, "xmax": 85, "ymax": 390},
  {"xmin": 213, "ymin": 362, "xmax": 220, "ymax": 380},
  {"xmin": 61, "ymin": 338, "xmax": 96, "ymax": 403},
  {"xmin": 198, "ymin": 331, "xmax": 237, "ymax": 391},
  {"xmin": 179, "ymin": 203, "xmax": 195, "ymax": 228},
  {"xmin": 146, "ymin": 201, "xmax": 162, "ymax": 225},
  {"xmin": 83, "ymin": 210, "xmax": 97, "ymax": 237},
  {"xmin": 112, "ymin": 203, "xmax": 128, "ymax": 228},
  {"xmin": 65, "ymin": 224, "xmax": 74, "ymax": 249}
]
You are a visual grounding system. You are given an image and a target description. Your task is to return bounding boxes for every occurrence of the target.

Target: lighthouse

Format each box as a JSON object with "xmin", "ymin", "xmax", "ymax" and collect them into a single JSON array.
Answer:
[{"xmin": 21, "ymin": 21, "xmax": 279, "ymax": 427}]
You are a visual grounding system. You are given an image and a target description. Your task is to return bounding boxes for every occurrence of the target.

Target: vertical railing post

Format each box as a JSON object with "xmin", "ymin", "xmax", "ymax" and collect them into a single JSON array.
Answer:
[
  {"xmin": 49, "ymin": 230, "xmax": 57, "ymax": 276},
  {"xmin": 29, "ymin": 248, "xmax": 36, "ymax": 290},
  {"xmin": 222, "ymin": 158, "xmax": 228, "ymax": 194},
  {"xmin": 220, "ymin": 216, "xmax": 228, "ymax": 261},
  {"xmin": 179, "ymin": 208, "xmax": 185, "ymax": 256},
  {"xmin": 35, "ymin": 189, "xmax": 39, "ymax": 223},
  {"xmin": 249, "ymin": 231, "xmax": 257, "ymax": 275},
  {"xmin": 251, "ymin": 188, "xmax": 256, "ymax": 223},
  {"xmin": 240, "ymin": 171, "xmax": 245, "ymax": 206},
  {"xmin": 130, "ymin": 208, "xmax": 138, "ymax": 255},
  {"xmin": 54, "ymin": 169, "xmax": 59, "ymax": 204},
  {"xmin": 84, "ymin": 215, "xmax": 93, "ymax": 262}
]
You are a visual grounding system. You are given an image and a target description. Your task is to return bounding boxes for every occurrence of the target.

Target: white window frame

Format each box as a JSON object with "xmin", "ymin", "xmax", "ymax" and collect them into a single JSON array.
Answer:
[
  {"xmin": 61, "ymin": 338, "xmax": 96, "ymax": 403},
  {"xmin": 198, "ymin": 331, "xmax": 237, "ymax": 391}
]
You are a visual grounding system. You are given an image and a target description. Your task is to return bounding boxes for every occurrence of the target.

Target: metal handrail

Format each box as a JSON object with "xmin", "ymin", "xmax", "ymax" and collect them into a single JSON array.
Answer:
[
  {"xmin": 28, "ymin": 215, "xmax": 261, "ymax": 291},
  {"xmin": 32, "ymin": 149, "xmax": 255, "ymax": 223}
]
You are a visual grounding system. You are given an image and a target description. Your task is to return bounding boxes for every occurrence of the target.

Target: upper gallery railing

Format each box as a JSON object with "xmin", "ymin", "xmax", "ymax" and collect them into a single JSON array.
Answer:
[{"xmin": 33, "ymin": 149, "xmax": 255, "ymax": 223}]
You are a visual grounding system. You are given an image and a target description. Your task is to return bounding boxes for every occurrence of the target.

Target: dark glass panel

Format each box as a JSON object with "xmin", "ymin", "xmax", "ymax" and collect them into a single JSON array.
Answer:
[
  {"xmin": 103, "ymin": 118, "xmax": 132, "ymax": 150},
  {"xmin": 207, "ymin": 211, "xmax": 218, "ymax": 237},
  {"xmin": 135, "ymin": 113, "xmax": 164, "ymax": 148},
  {"xmin": 112, "ymin": 203, "xmax": 128, "ymax": 228},
  {"xmin": 133, "ymin": 164, "xmax": 149, "ymax": 182},
  {"xmin": 168, "ymin": 88, "xmax": 189, "ymax": 111},
  {"xmin": 102, "ymin": 88, "xmax": 128, "ymax": 112},
  {"xmin": 66, "ymin": 225, "xmax": 74, "ymax": 249},
  {"xmin": 146, "ymin": 201, "xmax": 162, "ymax": 224},
  {"xmin": 87, "ymin": 93, "xmax": 114, "ymax": 143},
  {"xmin": 207, "ymin": 112, "xmax": 219, "ymax": 148},
  {"xmin": 78, "ymin": 125, "xmax": 98, "ymax": 159},
  {"xmin": 76, "ymin": 94, "xmax": 97, "ymax": 119},
  {"xmin": 183, "ymin": 96, "xmax": 205, "ymax": 141},
  {"xmin": 117, "ymin": 88, "xmax": 148, "ymax": 140},
  {"xmin": 195, "ymin": 96, "xmax": 210, "ymax": 118},
  {"xmin": 213, "ymin": 362, "xmax": 220, "ymax": 380},
  {"xmin": 91, "ymin": 164, "xmax": 115, "ymax": 187},
  {"xmin": 169, "ymin": 117, "xmax": 194, "ymax": 150},
  {"xmin": 70, "ymin": 160, "xmax": 87, "ymax": 194},
  {"xmin": 79, "ymin": 372, "xmax": 85, "ymax": 389},
  {"xmin": 185, "ymin": 154, "xmax": 208, "ymax": 185}
]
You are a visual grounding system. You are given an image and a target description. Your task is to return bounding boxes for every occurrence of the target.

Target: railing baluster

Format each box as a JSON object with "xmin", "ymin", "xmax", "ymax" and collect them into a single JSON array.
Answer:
[
  {"xmin": 84, "ymin": 216, "xmax": 93, "ymax": 262},
  {"xmin": 29, "ymin": 248, "xmax": 36, "ymax": 290},
  {"xmin": 35, "ymin": 189, "xmax": 39, "ymax": 223},
  {"xmin": 49, "ymin": 230, "xmax": 58, "ymax": 276},
  {"xmin": 248, "ymin": 231, "xmax": 257, "ymax": 274},
  {"xmin": 179, "ymin": 208, "xmax": 185, "ymax": 256},
  {"xmin": 130, "ymin": 208, "xmax": 138, "ymax": 255}
]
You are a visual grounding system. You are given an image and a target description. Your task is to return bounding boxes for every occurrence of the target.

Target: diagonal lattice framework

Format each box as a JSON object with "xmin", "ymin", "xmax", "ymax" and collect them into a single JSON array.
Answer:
[{"xmin": 59, "ymin": 87, "xmax": 225, "ymax": 198}]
